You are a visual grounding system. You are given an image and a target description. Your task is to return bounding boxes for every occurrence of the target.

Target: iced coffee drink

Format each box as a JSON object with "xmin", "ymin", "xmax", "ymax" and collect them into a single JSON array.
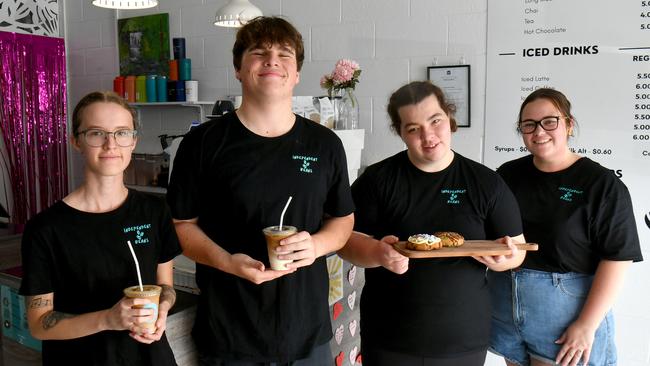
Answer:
[
  {"xmin": 263, "ymin": 225, "xmax": 297, "ymax": 270},
  {"xmin": 123, "ymin": 285, "xmax": 162, "ymax": 333}
]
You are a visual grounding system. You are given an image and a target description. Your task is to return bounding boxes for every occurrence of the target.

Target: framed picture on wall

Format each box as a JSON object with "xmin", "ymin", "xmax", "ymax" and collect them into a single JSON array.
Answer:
[
  {"xmin": 118, "ymin": 13, "xmax": 170, "ymax": 76},
  {"xmin": 427, "ymin": 65, "xmax": 471, "ymax": 128}
]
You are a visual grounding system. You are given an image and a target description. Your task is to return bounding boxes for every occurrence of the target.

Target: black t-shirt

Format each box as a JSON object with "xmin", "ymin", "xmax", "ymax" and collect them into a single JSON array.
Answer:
[
  {"xmin": 498, "ymin": 155, "xmax": 643, "ymax": 273},
  {"xmin": 166, "ymin": 113, "xmax": 354, "ymax": 362},
  {"xmin": 352, "ymin": 151, "xmax": 523, "ymax": 357},
  {"xmin": 19, "ymin": 189, "xmax": 182, "ymax": 366}
]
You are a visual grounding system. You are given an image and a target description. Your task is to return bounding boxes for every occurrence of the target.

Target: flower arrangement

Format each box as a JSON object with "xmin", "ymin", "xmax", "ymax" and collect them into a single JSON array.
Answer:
[{"xmin": 320, "ymin": 59, "xmax": 362, "ymax": 98}]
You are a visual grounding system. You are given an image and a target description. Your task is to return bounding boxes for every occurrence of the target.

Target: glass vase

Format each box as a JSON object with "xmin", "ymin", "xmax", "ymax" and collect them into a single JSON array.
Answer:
[{"xmin": 332, "ymin": 88, "xmax": 359, "ymax": 130}]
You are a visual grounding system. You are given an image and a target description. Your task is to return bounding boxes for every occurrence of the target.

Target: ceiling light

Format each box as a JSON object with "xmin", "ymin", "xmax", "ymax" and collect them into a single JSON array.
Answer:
[
  {"xmin": 214, "ymin": 0, "xmax": 263, "ymax": 28},
  {"xmin": 92, "ymin": 0, "xmax": 158, "ymax": 10}
]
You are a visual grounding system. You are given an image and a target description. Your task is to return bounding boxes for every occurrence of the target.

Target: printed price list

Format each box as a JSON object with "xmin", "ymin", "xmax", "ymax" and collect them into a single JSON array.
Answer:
[
  {"xmin": 499, "ymin": 146, "xmax": 617, "ymax": 157},
  {"xmin": 632, "ymin": 1, "xmax": 650, "ymax": 156},
  {"xmin": 641, "ymin": 1, "xmax": 650, "ymax": 30},
  {"xmin": 634, "ymin": 72, "xmax": 650, "ymax": 142}
]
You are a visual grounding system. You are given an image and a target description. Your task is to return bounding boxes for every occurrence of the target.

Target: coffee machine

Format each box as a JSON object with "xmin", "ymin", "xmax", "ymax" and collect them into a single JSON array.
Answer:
[{"xmin": 209, "ymin": 99, "xmax": 235, "ymax": 118}]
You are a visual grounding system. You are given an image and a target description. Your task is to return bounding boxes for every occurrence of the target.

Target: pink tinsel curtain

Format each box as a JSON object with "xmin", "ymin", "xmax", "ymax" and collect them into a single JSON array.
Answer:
[{"xmin": 0, "ymin": 31, "xmax": 68, "ymax": 231}]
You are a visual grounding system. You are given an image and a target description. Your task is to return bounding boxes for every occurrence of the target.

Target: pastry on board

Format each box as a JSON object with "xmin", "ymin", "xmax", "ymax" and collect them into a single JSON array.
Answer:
[
  {"xmin": 406, "ymin": 234, "xmax": 442, "ymax": 251},
  {"xmin": 434, "ymin": 231, "xmax": 465, "ymax": 247}
]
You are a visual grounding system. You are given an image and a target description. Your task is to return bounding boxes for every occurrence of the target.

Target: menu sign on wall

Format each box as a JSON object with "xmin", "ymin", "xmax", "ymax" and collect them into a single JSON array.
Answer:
[{"xmin": 484, "ymin": 1, "xmax": 650, "ymax": 245}]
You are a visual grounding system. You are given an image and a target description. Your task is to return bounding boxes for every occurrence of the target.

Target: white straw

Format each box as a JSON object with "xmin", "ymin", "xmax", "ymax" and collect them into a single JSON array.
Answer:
[
  {"xmin": 127, "ymin": 240, "xmax": 144, "ymax": 291},
  {"xmin": 279, "ymin": 196, "xmax": 293, "ymax": 230}
]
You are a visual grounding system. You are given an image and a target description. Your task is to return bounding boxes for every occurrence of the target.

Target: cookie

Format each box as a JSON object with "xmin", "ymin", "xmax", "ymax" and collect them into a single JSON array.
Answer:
[{"xmin": 434, "ymin": 231, "xmax": 464, "ymax": 247}]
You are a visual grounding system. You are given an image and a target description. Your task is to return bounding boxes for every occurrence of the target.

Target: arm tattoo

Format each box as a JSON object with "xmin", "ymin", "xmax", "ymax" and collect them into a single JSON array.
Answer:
[
  {"xmin": 160, "ymin": 284, "xmax": 176, "ymax": 307},
  {"xmin": 28, "ymin": 296, "xmax": 52, "ymax": 309},
  {"xmin": 42, "ymin": 311, "xmax": 74, "ymax": 330}
]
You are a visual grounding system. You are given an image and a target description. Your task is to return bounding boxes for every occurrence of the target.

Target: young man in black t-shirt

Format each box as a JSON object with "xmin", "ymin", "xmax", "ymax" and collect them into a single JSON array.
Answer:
[{"xmin": 167, "ymin": 17, "xmax": 354, "ymax": 365}]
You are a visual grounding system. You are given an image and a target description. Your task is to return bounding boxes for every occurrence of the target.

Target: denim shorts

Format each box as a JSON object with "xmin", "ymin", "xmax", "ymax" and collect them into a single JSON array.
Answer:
[{"xmin": 488, "ymin": 269, "xmax": 616, "ymax": 366}]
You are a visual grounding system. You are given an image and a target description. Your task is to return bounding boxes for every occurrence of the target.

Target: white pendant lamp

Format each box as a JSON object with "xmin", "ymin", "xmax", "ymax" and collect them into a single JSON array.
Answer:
[
  {"xmin": 214, "ymin": 0, "xmax": 263, "ymax": 28},
  {"xmin": 92, "ymin": 0, "xmax": 158, "ymax": 10}
]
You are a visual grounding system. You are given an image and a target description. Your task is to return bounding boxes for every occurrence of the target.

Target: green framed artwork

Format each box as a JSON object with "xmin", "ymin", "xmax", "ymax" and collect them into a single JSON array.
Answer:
[{"xmin": 118, "ymin": 13, "xmax": 170, "ymax": 76}]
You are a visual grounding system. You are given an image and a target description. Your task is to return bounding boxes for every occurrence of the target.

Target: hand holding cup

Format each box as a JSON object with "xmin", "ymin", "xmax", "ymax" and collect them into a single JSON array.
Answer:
[
  {"xmin": 264, "ymin": 225, "xmax": 298, "ymax": 270},
  {"xmin": 123, "ymin": 285, "xmax": 162, "ymax": 335}
]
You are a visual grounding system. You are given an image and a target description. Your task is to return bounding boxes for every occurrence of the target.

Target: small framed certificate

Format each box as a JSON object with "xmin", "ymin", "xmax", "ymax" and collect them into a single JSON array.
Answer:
[{"xmin": 427, "ymin": 65, "xmax": 471, "ymax": 128}]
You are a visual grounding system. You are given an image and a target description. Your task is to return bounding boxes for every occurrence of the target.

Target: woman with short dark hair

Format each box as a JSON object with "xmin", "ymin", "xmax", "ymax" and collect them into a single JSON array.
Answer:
[{"xmin": 339, "ymin": 81, "xmax": 526, "ymax": 366}]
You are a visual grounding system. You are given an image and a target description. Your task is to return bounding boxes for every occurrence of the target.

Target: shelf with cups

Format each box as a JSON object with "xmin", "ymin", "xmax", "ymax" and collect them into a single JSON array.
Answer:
[{"xmin": 129, "ymin": 101, "xmax": 215, "ymax": 122}]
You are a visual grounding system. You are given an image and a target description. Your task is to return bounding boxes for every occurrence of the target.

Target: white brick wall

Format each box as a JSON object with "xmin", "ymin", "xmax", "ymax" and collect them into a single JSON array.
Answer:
[{"xmin": 63, "ymin": 1, "xmax": 649, "ymax": 365}]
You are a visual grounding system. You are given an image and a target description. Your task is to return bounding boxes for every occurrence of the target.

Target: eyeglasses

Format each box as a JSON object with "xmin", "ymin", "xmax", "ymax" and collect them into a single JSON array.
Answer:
[
  {"xmin": 518, "ymin": 116, "xmax": 565, "ymax": 134},
  {"xmin": 77, "ymin": 128, "xmax": 137, "ymax": 147}
]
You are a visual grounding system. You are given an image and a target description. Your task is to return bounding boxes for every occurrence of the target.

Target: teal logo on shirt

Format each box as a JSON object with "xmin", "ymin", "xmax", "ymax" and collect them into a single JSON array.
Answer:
[
  {"xmin": 292, "ymin": 155, "xmax": 318, "ymax": 174},
  {"xmin": 123, "ymin": 224, "xmax": 152, "ymax": 244},
  {"xmin": 558, "ymin": 186, "xmax": 583, "ymax": 202},
  {"xmin": 441, "ymin": 189, "xmax": 466, "ymax": 205}
]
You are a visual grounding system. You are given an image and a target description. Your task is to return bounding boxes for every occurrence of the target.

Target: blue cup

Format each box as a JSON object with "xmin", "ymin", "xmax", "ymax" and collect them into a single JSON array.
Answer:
[
  {"xmin": 175, "ymin": 80, "xmax": 186, "ymax": 101},
  {"xmin": 178, "ymin": 59, "xmax": 191, "ymax": 81},
  {"xmin": 167, "ymin": 81, "xmax": 177, "ymax": 101},
  {"xmin": 156, "ymin": 76, "xmax": 168, "ymax": 102},
  {"xmin": 173, "ymin": 38, "xmax": 186, "ymax": 60},
  {"xmin": 146, "ymin": 75, "xmax": 157, "ymax": 102}
]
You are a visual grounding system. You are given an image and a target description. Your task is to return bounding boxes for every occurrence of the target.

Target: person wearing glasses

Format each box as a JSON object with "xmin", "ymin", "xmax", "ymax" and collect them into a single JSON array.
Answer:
[
  {"xmin": 489, "ymin": 88, "xmax": 643, "ymax": 366},
  {"xmin": 20, "ymin": 91, "xmax": 181, "ymax": 366},
  {"xmin": 338, "ymin": 81, "xmax": 526, "ymax": 366}
]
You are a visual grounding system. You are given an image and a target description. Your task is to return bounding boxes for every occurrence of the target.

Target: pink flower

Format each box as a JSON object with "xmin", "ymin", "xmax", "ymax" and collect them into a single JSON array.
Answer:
[
  {"xmin": 320, "ymin": 75, "xmax": 329, "ymax": 88},
  {"xmin": 321, "ymin": 59, "xmax": 362, "ymax": 97},
  {"xmin": 332, "ymin": 59, "xmax": 359, "ymax": 84}
]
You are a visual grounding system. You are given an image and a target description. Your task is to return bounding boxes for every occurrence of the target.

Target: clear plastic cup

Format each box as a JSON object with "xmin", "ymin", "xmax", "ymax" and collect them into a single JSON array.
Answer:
[
  {"xmin": 123, "ymin": 285, "xmax": 162, "ymax": 332},
  {"xmin": 263, "ymin": 225, "xmax": 297, "ymax": 270}
]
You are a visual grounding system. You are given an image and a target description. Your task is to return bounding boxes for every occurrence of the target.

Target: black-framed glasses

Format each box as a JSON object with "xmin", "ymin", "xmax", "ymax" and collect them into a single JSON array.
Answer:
[
  {"xmin": 518, "ymin": 116, "xmax": 565, "ymax": 134},
  {"xmin": 77, "ymin": 128, "xmax": 137, "ymax": 147}
]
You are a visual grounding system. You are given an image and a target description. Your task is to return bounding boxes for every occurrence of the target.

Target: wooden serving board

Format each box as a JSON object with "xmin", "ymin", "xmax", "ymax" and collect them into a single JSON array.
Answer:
[{"xmin": 393, "ymin": 240, "xmax": 538, "ymax": 258}]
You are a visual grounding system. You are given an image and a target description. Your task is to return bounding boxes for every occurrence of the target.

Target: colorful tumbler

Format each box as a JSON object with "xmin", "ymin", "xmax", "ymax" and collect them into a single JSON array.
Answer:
[
  {"xmin": 146, "ymin": 75, "xmax": 157, "ymax": 102},
  {"xmin": 156, "ymin": 76, "xmax": 168, "ymax": 102},
  {"xmin": 113, "ymin": 76, "xmax": 125, "ymax": 98},
  {"xmin": 124, "ymin": 76, "xmax": 136, "ymax": 103},
  {"xmin": 178, "ymin": 59, "xmax": 191, "ymax": 81},
  {"xmin": 168, "ymin": 60, "xmax": 178, "ymax": 81},
  {"xmin": 175, "ymin": 80, "xmax": 186, "ymax": 102},
  {"xmin": 173, "ymin": 38, "xmax": 186, "ymax": 60},
  {"xmin": 167, "ymin": 80, "xmax": 177, "ymax": 101},
  {"xmin": 185, "ymin": 80, "xmax": 198, "ymax": 103},
  {"xmin": 135, "ymin": 75, "xmax": 147, "ymax": 103}
]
